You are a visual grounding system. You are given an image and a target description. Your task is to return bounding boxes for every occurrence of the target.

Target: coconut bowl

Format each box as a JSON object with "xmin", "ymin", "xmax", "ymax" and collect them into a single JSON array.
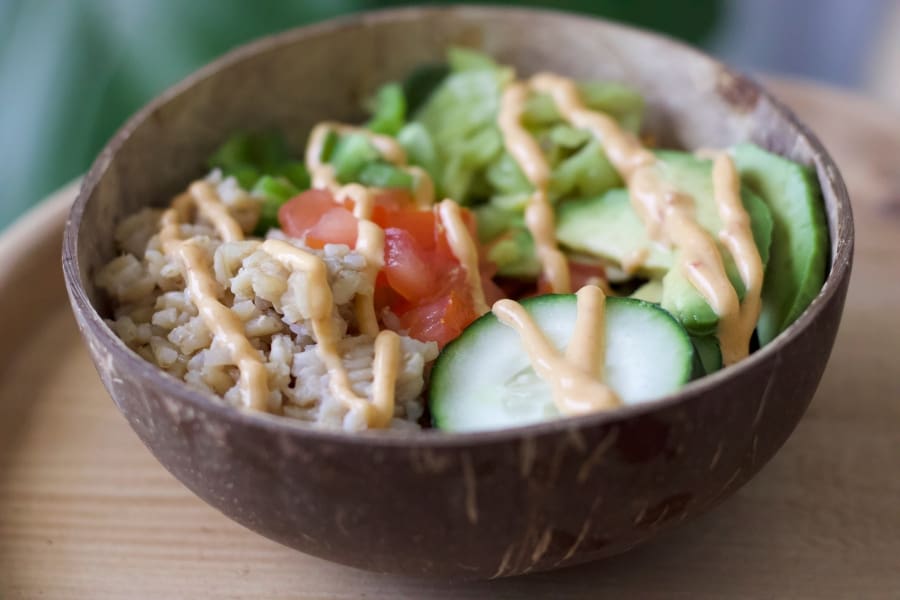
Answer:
[{"xmin": 62, "ymin": 6, "xmax": 853, "ymax": 579}]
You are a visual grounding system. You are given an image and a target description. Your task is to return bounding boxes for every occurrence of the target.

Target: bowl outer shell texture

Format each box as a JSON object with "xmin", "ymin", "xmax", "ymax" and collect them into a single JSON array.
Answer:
[{"xmin": 62, "ymin": 6, "xmax": 852, "ymax": 579}]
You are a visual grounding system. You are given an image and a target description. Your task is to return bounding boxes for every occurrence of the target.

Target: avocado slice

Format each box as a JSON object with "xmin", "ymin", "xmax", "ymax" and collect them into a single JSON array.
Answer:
[
  {"xmin": 556, "ymin": 152, "xmax": 773, "ymax": 336},
  {"xmin": 691, "ymin": 334, "xmax": 723, "ymax": 377},
  {"xmin": 557, "ymin": 189, "xmax": 673, "ymax": 276},
  {"xmin": 731, "ymin": 143, "xmax": 828, "ymax": 346},
  {"xmin": 631, "ymin": 279, "xmax": 664, "ymax": 303},
  {"xmin": 655, "ymin": 152, "xmax": 772, "ymax": 335}
]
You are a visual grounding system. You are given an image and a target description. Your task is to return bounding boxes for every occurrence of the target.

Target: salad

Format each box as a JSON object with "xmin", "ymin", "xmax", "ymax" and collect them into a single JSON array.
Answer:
[{"xmin": 97, "ymin": 48, "xmax": 828, "ymax": 433}]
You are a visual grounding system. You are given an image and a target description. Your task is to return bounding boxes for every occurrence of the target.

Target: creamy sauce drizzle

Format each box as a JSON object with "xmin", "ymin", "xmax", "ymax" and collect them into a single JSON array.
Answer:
[
  {"xmin": 160, "ymin": 181, "xmax": 402, "ymax": 426},
  {"xmin": 261, "ymin": 239, "xmax": 401, "ymax": 427},
  {"xmin": 160, "ymin": 183, "xmax": 269, "ymax": 412},
  {"xmin": 711, "ymin": 153, "xmax": 764, "ymax": 365},
  {"xmin": 492, "ymin": 286, "xmax": 620, "ymax": 415},
  {"xmin": 304, "ymin": 121, "xmax": 489, "ymax": 324},
  {"xmin": 507, "ymin": 72, "xmax": 761, "ymax": 365},
  {"xmin": 497, "ymin": 83, "xmax": 571, "ymax": 293},
  {"xmin": 156, "ymin": 69, "xmax": 762, "ymax": 427},
  {"xmin": 437, "ymin": 199, "xmax": 489, "ymax": 315}
]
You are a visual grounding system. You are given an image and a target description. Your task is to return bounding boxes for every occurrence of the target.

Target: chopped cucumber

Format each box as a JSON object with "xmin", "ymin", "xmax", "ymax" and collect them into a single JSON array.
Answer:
[{"xmin": 429, "ymin": 295, "xmax": 693, "ymax": 432}]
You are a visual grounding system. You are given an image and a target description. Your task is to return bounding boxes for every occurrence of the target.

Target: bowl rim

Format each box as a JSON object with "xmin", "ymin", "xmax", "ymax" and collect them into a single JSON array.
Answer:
[{"xmin": 62, "ymin": 4, "xmax": 854, "ymax": 449}]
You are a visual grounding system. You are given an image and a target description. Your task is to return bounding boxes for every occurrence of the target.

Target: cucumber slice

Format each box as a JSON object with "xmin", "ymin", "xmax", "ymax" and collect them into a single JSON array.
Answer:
[{"xmin": 429, "ymin": 295, "xmax": 693, "ymax": 432}]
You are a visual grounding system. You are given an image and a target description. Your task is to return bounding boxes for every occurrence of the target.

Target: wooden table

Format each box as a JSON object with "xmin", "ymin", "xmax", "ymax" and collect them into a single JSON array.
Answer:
[{"xmin": 1, "ymin": 80, "xmax": 898, "ymax": 599}]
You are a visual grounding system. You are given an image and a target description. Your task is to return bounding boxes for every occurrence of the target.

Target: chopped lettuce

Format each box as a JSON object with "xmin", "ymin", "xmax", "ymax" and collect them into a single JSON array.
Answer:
[
  {"xmin": 409, "ymin": 47, "xmax": 643, "ymax": 220},
  {"xmin": 252, "ymin": 175, "xmax": 300, "ymax": 236},
  {"xmin": 366, "ymin": 83, "xmax": 406, "ymax": 136}
]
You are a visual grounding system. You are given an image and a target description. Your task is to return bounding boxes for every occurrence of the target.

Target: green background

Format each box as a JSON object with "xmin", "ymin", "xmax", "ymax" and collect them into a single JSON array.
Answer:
[{"xmin": 0, "ymin": 0, "xmax": 721, "ymax": 229}]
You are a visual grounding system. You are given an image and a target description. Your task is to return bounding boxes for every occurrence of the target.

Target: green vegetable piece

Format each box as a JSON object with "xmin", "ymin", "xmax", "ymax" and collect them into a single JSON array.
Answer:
[
  {"xmin": 413, "ymin": 57, "xmax": 510, "ymax": 201},
  {"xmin": 490, "ymin": 192, "xmax": 531, "ymax": 211},
  {"xmin": 522, "ymin": 93, "xmax": 561, "ymax": 127},
  {"xmin": 357, "ymin": 162, "xmax": 414, "ymax": 190},
  {"xmin": 652, "ymin": 152, "xmax": 774, "ymax": 335},
  {"xmin": 731, "ymin": 143, "xmax": 828, "ymax": 346},
  {"xmin": 690, "ymin": 335, "xmax": 723, "ymax": 377},
  {"xmin": 252, "ymin": 175, "xmax": 299, "ymax": 236},
  {"xmin": 329, "ymin": 133, "xmax": 381, "ymax": 183},
  {"xmin": 429, "ymin": 295, "xmax": 694, "ymax": 432},
  {"xmin": 557, "ymin": 189, "xmax": 673, "ymax": 276},
  {"xmin": 274, "ymin": 160, "xmax": 311, "ymax": 190},
  {"xmin": 488, "ymin": 227, "xmax": 541, "ymax": 279},
  {"xmin": 631, "ymin": 279, "xmax": 663, "ymax": 303},
  {"xmin": 577, "ymin": 82, "xmax": 645, "ymax": 133},
  {"xmin": 548, "ymin": 124, "xmax": 591, "ymax": 149},
  {"xmin": 318, "ymin": 129, "xmax": 339, "ymax": 163},
  {"xmin": 458, "ymin": 126, "xmax": 503, "ymax": 169},
  {"xmin": 447, "ymin": 47, "xmax": 500, "ymax": 72},
  {"xmin": 366, "ymin": 83, "xmax": 406, "ymax": 136},
  {"xmin": 485, "ymin": 152, "xmax": 532, "ymax": 195},
  {"xmin": 397, "ymin": 122, "xmax": 439, "ymax": 179},
  {"xmin": 549, "ymin": 139, "xmax": 623, "ymax": 200},
  {"xmin": 473, "ymin": 204, "xmax": 520, "ymax": 242},
  {"xmin": 403, "ymin": 63, "xmax": 450, "ymax": 116},
  {"xmin": 522, "ymin": 82, "xmax": 644, "ymax": 133},
  {"xmin": 231, "ymin": 166, "xmax": 261, "ymax": 191},
  {"xmin": 208, "ymin": 131, "xmax": 292, "ymax": 188}
]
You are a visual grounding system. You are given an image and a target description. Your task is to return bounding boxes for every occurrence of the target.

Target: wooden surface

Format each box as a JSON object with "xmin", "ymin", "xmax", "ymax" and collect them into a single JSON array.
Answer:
[{"xmin": 1, "ymin": 80, "xmax": 898, "ymax": 599}]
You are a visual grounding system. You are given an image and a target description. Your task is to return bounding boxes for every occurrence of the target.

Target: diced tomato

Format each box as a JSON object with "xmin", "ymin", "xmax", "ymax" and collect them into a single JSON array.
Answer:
[
  {"xmin": 280, "ymin": 187, "xmax": 496, "ymax": 347},
  {"xmin": 383, "ymin": 228, "xmax": 438, "ymax": 301},
  {"xmin": 481, "ymin": 273, "xmax": 506, "ymax": 305},
  {"xmin": 375, "ymin": 188, "xmax": 415, "ymax": 211},
  {"xmin": 568, "ymin": 259, "xmax": 608, "ymax": 290},
  {"xmin": 399, "ymin": 270, "xmax": 476, "ymax": 347},
  {"xmin": 278, "ymin": 189, "xmax": 338, "ymax": 238},
  {"xmin": 376, "ymin": 210, "xmax": 438, "ymax": 251},
  {"xmin": 305, "ymin": 207, "xmax": 358, "ymax": 249}
]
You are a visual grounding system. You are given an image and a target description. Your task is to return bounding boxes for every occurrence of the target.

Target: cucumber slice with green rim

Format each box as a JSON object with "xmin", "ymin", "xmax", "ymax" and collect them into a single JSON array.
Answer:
[{"xmin": 429, "ymin": 295, "xmax": 694, "ymax": 432}]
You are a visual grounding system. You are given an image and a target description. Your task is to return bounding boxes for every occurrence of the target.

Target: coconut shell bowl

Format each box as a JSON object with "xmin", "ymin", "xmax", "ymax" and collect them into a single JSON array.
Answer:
[{"xmin": 62, "ymin": 6, "xmax": 852, "ymax": 579}]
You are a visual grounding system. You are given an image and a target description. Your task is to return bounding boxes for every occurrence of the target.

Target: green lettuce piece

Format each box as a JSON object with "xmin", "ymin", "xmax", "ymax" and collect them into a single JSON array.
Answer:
[
  {"xmin": 402, "ymin": 63, "xmax": 450, "ymax": 115},
  {"xmin": 396, "ymin": 122, "xmax": 438, "ymax": 179},
  {"xmin": 447, "ymin": 47, "xmax": 501, "ymax": 72},
  {"xmin": 252, "ymin": 175, "xmax": 299, "ymax": 236},
  {"xmin": 208, "ymin": 131, "xmax": 293, "ymax": 189},
  {"xmin": 329, "ymin": 133, "xmax": 381, "ymax": 183},
  {"xmin": 366, "ymin": 82, "xmax": 406, "ymax": 136},
  {"xmin": 549, "ymin": 140, "xmax": 623, "ymax": 200},
  {"xmin": 413, "ymin": 49, "xmax": 511, "ymax": 203},
  {"xmin": 357, "ymin": 161, "xmax": 414, "ymax": 190}
]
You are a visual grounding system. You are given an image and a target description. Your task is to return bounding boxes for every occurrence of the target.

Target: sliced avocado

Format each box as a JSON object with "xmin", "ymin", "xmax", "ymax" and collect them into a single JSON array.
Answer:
[
  {"xmin": 487, "ymin": 227, "xmax": 542, "ymax": 279},
  {"xmin": 556, "ymin": 152, "xmax": 773, "ymax": 336},
  {"xmin": 690, "ymin": 335, "xmax": 723, "ymax": 377},
  {"xmin": 631, "ymin": 279, "xmax": 663, "ymax": 303},
  {"xmin": 556, "ymin": 189, "xmax": 673, "ymax": 276},
  {"xmin": 731, "ymin": 143, "xmax": 828, "ymax": 346},
  {"xmin": 655, "ymin": 152, "xmax": 773, "ymax": 335}
]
